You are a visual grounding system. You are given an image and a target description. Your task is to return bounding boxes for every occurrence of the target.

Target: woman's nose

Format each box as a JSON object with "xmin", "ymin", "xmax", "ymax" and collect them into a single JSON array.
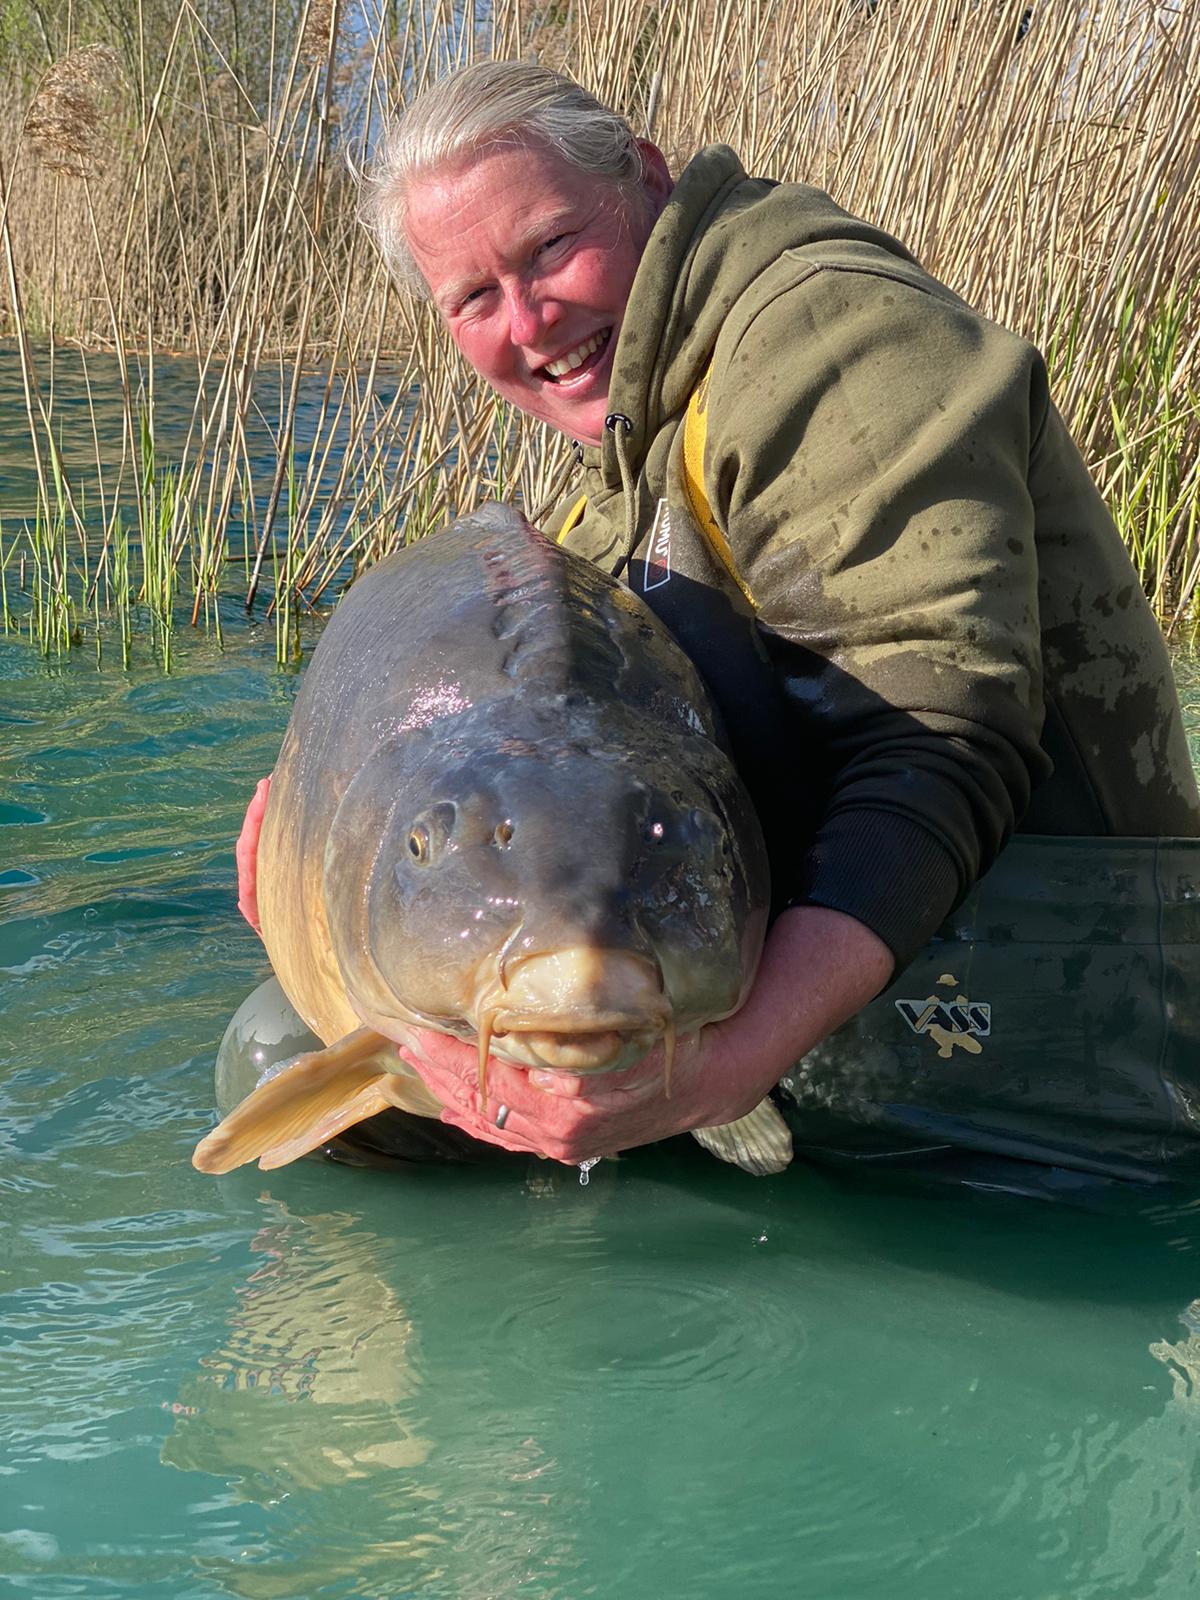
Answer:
[{"xmin": 505, "ymin": 281, "xmax": 559, "ymax": 348}]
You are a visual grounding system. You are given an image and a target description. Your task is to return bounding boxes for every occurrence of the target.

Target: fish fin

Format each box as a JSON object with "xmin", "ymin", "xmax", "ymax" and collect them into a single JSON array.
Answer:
[
  {"xmin": 192, "ymin": 1028, "xmax": 437, "ymax": 1175},
  {"xmin": 375, "ymin": 1064, "xmax": 445, "ymax": 1120},
  {"xmin": 690, "ymin": 1098, "xmax": 793, "ymax": 1176},
  {"xmin": 256, "ymin": 1077, "xmax": 399, "ymax": 1170},
  {"xmin": 253, "ymin": 1055, "xmax": 448, "ymax": 1168}
]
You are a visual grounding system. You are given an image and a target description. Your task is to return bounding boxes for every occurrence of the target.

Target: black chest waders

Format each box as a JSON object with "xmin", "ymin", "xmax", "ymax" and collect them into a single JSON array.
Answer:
[
  {"xmin": 559, "ymin": 369, "xmax": 1200, "ymax": 1193},
  {"xmin": 778, "ymin": 835, "xmax": 1200, "ymax": 1188}
]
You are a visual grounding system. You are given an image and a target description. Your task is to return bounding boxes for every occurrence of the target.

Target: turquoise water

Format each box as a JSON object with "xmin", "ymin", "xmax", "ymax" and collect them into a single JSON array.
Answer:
[{"xmin": 4, "ymin": 632, "xmax": 1200, "ymax": 1599}]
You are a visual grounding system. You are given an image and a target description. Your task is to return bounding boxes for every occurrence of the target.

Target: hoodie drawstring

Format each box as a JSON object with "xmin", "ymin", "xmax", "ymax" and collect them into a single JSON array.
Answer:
[{"xmin": 605, "ymin": 413, "xmax": 639, "ymax": 580}]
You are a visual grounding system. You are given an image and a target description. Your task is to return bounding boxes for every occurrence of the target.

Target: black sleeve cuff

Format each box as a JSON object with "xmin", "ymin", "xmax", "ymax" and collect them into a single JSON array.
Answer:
[{"xmin": 786, "ymin": 809, "xmax": 970, "ymax": 973}]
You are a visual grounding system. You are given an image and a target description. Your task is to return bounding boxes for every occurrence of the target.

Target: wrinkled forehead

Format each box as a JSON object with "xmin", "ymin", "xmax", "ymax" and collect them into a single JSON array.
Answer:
[{"xmin": 403, "ymin": 138, "xmax": 631, "ymax": 265}]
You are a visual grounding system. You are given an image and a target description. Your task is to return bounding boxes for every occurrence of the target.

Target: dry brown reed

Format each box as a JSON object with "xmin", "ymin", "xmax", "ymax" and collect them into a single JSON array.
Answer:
[
  {"xmin": 299, "ymin": 0, "xmax": 339, "ymax": 67},
  {"xmin": 0, "ymin": 0, "xmax": 1196, "ymax": 656},
  {"xmin": 23, "ymin": 43, "xmax": 124, "ymax": 178}
]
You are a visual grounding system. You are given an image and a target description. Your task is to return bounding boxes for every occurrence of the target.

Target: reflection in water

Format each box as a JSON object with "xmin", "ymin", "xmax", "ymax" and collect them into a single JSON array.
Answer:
[
  {"xmin": 162, "ymin": 1200, "xmax": 427, "ymax": 1487},
  {"xmin": 158, "ymin": 1169, "xmax": 620, "ymax": 1599},
  {"xmin": 1073, "ymin": 1306, "xmax": 1200, "ymax": 1591},
  {"xmin": 1150, "ymin": 1299, "xmax": 1200, "ymax": 1405},
  {"xmin": 162, "ymin": 1199, "xmax": 441, "ymax": 1599}
]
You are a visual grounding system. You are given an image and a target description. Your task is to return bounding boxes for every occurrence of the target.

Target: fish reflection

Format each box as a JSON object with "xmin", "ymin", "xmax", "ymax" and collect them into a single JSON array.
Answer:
[
  {"xmin": 159, "ymin": 1183, "xmax": 590, "ymax": 1600},
  {"xmin": 1149, "ymin": 1297, "xmax": 1200, "ymax": 1400},
  {"xmin": 161, "ymin": 1199, "xmax": 428, "ymax": 1489}
]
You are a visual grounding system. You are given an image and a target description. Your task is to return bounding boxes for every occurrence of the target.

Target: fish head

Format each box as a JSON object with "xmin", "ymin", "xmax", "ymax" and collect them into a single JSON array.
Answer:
[{"xmin": 324, "ymin": 727, "xmax": 769, "ymax": 1078}]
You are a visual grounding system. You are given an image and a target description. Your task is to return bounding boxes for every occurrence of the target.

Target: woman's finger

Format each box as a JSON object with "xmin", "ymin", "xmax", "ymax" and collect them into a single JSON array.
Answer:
[
  {"xmin": 438, "ymin": 1101, "xmax": 549, "ymax": 1157},
  {"xmin": 235, "ymin": 775, "xmax": 272, "ymax": 935}
]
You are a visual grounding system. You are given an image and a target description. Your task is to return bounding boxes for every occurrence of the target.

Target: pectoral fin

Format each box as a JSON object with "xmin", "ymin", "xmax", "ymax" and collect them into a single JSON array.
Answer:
[
  {"xmin": 192, "ymin": 1027, "xmax": 445, "ymax": 1175},
  {"xmin": 690, "ymin": 1097, "xmax": 793, "ymax": 1176}
]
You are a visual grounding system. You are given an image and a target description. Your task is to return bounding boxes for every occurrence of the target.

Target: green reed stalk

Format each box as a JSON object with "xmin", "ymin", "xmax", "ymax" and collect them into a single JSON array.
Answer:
[
  {"xmin": 271, "ymin": 443, "xmax": 302, "ymax": 667},
  {"xmin": 0, "ymin": 521, "xmax": 16, "ymax": 635},
  {"xmin": 138, "ymin": 408, "xmax": 178, "ymax": 668},
  {"xmin": 112, "ymin": 516, "xmax": 132, "ymax": 669}
]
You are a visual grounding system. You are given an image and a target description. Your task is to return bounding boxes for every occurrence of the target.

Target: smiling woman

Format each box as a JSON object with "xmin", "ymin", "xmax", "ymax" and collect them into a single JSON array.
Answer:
[
  {"xmin": 369, "ymin": 107, "xmax": 672, "ymax": 444},
  {"xmin": 230, "ymin": 56, "xmax": 1200, "ymax": 1187}
]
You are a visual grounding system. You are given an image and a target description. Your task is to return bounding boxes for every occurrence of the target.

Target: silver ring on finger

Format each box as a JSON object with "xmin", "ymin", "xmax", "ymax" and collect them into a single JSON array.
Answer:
[{"xmin": 495, "ymin": 1103, "xmax": 510, "ymax": 1130}]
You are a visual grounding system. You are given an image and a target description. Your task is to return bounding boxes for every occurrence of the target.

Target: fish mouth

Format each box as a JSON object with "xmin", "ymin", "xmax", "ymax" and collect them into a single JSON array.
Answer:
[
  {"xmin": 476, "ymin": 946, "xmax": 676, "ymax": 1095},
  {"xmin": 352, "ymin": 947, "xmax": 679, "ymax": 1101},
  {"xmin": 486, "ymin": 1017, "xmax": 663, "ymax": 1072}
]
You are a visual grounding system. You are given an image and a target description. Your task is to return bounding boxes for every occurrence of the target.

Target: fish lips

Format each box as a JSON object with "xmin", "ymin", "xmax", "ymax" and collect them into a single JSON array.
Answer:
[{"xmin": 346, "ymin": 990, "xmax": 673, "ymax": 1077}]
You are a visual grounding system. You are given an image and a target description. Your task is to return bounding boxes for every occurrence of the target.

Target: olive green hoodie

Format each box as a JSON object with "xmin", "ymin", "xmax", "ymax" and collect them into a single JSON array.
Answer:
[{"xmin": 551, "ymin": 146, "xmax": 1200, "ymax": 968}]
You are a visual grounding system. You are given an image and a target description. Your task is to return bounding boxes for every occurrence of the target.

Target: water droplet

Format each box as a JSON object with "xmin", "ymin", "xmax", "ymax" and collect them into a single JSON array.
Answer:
[{"xmin": 578, "ymin": 1157, "xmax": 601, "ymax": 1186}]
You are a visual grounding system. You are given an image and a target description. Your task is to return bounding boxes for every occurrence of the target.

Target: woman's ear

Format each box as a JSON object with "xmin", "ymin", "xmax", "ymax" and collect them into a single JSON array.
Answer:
[{"xmin": 635, "ymin": 140, "xmax": 675, "ymax": 213}]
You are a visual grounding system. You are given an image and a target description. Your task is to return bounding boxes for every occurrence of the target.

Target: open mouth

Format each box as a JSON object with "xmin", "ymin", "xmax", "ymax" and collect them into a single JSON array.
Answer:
[
  {"xmin": 488, "ymin": 1014, "xmax": 663, "ymax": 1071},
  {"xmin": 481, "ymin": 950, "xmax": 667, "ymax": 1060},
  {"xmin": 541, "ymin": 328, "xmax": 612, "ymax": 383},
  {"xmin": 480, "ymin": 984, "xmax": 677, "ymax": 1093}
]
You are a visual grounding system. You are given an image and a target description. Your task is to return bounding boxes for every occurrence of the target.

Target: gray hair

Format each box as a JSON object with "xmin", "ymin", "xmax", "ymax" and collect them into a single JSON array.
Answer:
[{"xmin": 362, "ymin": 61, "xmax": 648, "ymax": 294}]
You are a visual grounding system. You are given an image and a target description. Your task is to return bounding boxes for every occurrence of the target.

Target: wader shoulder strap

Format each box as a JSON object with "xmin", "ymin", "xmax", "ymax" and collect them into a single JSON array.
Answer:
[
  {"xmin": 556, "ymin": 362, "xmax": 757, "ymax": 611},
  {"xmin": 555, "ymin": 494, "xmax": 589, "ymax": 544}
]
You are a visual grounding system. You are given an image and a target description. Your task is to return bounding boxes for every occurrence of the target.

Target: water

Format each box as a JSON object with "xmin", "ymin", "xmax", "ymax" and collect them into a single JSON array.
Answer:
[
  {"xmin": 4, "ymin": 630, "xmax": 1200, "ymax": 1599},
  {"xmin": 0, "ymin": 338, "xmax": 412, "ymax": 557}
]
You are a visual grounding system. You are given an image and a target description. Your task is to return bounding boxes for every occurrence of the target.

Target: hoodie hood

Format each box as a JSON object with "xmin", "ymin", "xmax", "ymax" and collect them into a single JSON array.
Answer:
[{"xmin": 592, "ymin": 145, "xmax": 920, "ymax": 485}]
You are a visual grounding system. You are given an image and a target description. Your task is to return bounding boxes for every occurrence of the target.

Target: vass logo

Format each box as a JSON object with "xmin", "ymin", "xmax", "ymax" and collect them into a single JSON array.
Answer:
[
  {"xmin": 896, "ymin": 975, "xmax": 991, "ymax": 1059},
  {"xmin": 895, "ymin": 997, "xmax": 992, "ymax": 1038}
]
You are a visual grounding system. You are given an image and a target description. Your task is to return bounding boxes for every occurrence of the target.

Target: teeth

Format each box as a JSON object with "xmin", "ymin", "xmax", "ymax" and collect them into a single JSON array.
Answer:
[{"xmin": 545, "ymin": 331, "xmax": 607, "ymax": 379}]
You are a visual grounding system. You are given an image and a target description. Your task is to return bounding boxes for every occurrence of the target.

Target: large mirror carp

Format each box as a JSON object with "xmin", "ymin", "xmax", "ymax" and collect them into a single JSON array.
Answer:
[{"xmin": 193, "ymin": 505, "xmax": 792, "ymax": 1176}]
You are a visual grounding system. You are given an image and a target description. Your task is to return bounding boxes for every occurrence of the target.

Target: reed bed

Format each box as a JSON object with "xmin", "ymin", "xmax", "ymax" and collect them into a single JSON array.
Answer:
[{"xmin": 0, "ymin": 0, "xmax": 1195, "ymax": 663}]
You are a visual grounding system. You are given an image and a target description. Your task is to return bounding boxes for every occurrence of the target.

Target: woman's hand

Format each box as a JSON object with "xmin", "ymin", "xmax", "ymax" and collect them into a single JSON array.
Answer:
[
  {"xmin": 395, "ymin": 1016, "xmax": 781, "ymax": 1163},
  {"xmin": 235, "ymin": 776, "xmax": 272, "ymax": 936},
  {"xmin": 395, "ymin": 905, "xmax": 895, "ymax": 1162}
]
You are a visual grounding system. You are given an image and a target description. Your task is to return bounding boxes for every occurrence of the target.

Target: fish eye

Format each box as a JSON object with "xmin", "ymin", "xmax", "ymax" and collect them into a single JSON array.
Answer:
[{"xmin": 407, "ymin": 826, "xmax": 430, "ymax": 864}]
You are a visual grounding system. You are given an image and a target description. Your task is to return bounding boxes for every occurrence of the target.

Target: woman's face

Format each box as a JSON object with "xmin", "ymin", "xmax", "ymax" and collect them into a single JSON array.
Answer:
[{"xmin": 404, "ymin": 139, "xmax": 672, "ymax": 447}]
